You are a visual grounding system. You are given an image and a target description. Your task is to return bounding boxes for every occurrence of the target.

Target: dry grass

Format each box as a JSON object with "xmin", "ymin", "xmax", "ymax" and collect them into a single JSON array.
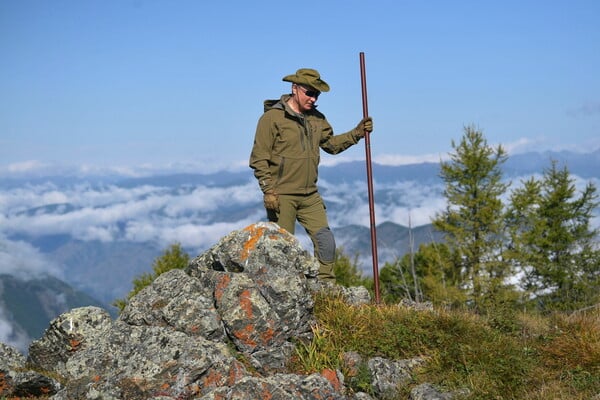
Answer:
[
  {"xmin": 523, "ymin": 307, "xmax": 600, "ymax": 399},
  {"xmin": 292, "ymin": 293, "xmax": 600, "ymax": 399}
]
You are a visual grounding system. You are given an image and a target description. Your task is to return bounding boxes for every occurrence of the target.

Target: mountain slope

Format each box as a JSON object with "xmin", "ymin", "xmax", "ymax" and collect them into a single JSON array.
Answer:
[
  {"xmin": 0, "ymin": 273, "xmax": 107, "ymax": 352},
  {"xmin": 335, "ymin": 222, "xmax": 444, "ymax": 273},
  {"xmin": 46, "ymin": 240, "xmax": 164, "ymax": 305}
]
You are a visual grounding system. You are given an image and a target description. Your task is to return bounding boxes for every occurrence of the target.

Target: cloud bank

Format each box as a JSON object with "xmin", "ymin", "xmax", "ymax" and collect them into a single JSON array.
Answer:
[
  {"xmin": 0, "ymin": 181, "xmax": 265, "ymax": 252},
  {"xmin": 1, "ymin": 156, "xmax": 597, "ymax": 277}
]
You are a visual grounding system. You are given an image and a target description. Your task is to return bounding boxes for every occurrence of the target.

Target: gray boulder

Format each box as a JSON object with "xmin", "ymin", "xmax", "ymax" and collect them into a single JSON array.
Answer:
[
  {"xmin": 198, "ymin": 373, "xmax": 347, "ymax": 399},
  {"xmin": 120, "ymin": 268, "xmax": 226, "ymax": 340},
  {"xmin": 28, "ymin": 306, "xmax": 114, "ymax": 376},
  {"xmin": 20, "ymin": 222, "xmax": 343, "ymax": 399},
  {"xmin": 28, "ymin": 305, "xmax": 241, "ymax": 399},
  {"xmin": 1, "ymin": 342, "xmax": 24, "ymax": 396},
  {"xmin": 0, "ymin": 341, "xmax": 26, "ymax": 379},
  {"xmin": 185, "ymin": 221, "xmax": 320, "ymax": 372},
  {"xmin": 409, "ymin": 383, "xmax": 466, "ymax": 400},
  {"xmin": 368, "ymin": 356, "xmax": 427, "ymax": 399},
  {"xmin": 1, "ymin": 341, "xmax": 61, "ymax": 397}
]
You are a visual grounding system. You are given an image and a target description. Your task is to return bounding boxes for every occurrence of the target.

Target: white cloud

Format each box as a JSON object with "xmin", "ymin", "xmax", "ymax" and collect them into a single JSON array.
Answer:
[
  {"xmin": 1, "ymin": 195, "xmax": 167, "ymax": 239},
  {"xmin": 0, "ymin": 159, "xmax": 249, "ymax": 179},
  {"xmin": 80, "ymin": 225, "xmax": 119, "ymax": 242},
  {"xmin": 0, "ymin": 184, "xmax": 68, "ymax": 212},
  {"xmin": 319, "ymin": 155, "xmax": 362, "ymax": 166},
  {"xmin": 382, "ymin": 201, "xmax": 446, "ymax": 228},
  {"xmin": 6, "ymin": 160, "xmax": 50, "ymax": 173},
  {"xmin": 374, "ymin": 153, "xmax": 447, "ymax": 165},
  {"xmin": 0, "ymin": 234, "xmax": 63, "ymax": 280},
  {"xmin": 0, "ymin": 306, "xmax": 31, "ymax": 353},
  {"xmin": 0, "ymin": 180, "xmax": 264, "ymax": 249},
  {"xmin": 163, "ymin": 183, "xmax": 260, "ymax": 216},
  {"xmin": 319, "ymin": 152, "xmax": 449, "ymax": 167},
  {"xmin": 0, "ymin": 183, "xmax": 259, "ymax": 242},
  {"xmin": 501, "ymin": 137, "xmax": 538, "ymax": 154},
  {"xmin": 321, "ymin": 179, "xmax": 447, "ymax": 229},
  {"xmin": 122, "ymin": 216, "xmax": 262, "ymax": 251},
  {"xmin": 157, "ymin": 220, "xmax": 260, "ymax": 250}
]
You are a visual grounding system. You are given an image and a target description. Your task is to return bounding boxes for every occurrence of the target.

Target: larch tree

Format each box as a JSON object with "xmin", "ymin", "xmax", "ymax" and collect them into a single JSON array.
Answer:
[
  {"xmin": 506, "ymin": 160, "xmax": 599, "ymax": 311},
  {"xmin": 432, "ymin": 126, "xmax": 511, "ymax": 310}
]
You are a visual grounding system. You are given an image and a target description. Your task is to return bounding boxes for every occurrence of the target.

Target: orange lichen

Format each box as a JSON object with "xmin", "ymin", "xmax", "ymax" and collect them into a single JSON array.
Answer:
[
  {"xmin": 260, "ymin": 382, "xmax": 274, "ymax": 400},
  {"xmin": 0, "ymin": 371, "xmax": 8, "ymax": 393},
  {"xmin": 189, "ymin": 382, "xmax": 201, "ymax": 395},
  {"xmin": 214, "ymin": 274, "xmax": 231, "ymax": 302},
  {"xmin": 240, "ymin": 225, "xmax": 267, "ymax": 261},
  {"xmin": 239, "ymin": 289, "xmax": 253, "ymax": 318},
  {"xmin": 201, "ymin": 369, "xmax": 224, "ymax": 388},
  {"xmin": 227, "ymin": 360, "xmax": 246, "ymax": 385},
  {"xmin": 232, "ymin": 324, "xmax": 257, "ymax": 348},
  {"xmin": 260, "ymin": 326, "xmax": 275, "ymax": 345},
  {"xmin": 321, "ymin": 368, "xmax": 342, "ymax": 391},
  {"xmin": 69, "ymin": 338, "xmax": 82, "ymax": 351}
]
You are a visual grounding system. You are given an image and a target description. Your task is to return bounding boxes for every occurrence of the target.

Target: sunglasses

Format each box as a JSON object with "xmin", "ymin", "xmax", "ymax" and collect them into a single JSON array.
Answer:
[{"xmin": 297, "ymin": 85, "xmax": 321, "ymax": 99}]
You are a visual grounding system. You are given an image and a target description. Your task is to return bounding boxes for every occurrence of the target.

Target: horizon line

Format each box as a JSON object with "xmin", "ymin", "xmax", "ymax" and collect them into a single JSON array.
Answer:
[{"xmin": 1, "ymin": 147, "xmax": 599, "ymax": 179}]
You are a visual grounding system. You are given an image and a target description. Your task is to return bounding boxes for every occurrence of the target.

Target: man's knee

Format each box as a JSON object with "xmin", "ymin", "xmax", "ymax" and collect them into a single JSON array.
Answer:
[{"xmin": 315, "ymin": 227, "xmax": 336, "ymax": 263}]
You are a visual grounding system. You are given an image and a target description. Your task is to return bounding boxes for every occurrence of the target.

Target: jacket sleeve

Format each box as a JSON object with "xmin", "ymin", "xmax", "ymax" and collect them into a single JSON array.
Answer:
[
  {"xmin": 249, "ymin": 114, "xmax": 275, "ymax": 193},
  {"xmin": 319, "ymin": 120, "xmax": 362, "ymax": 155}
]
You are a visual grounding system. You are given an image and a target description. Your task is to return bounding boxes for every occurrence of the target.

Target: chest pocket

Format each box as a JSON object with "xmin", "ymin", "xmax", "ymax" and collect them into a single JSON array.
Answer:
[{"xmin": 273, "ymin": 121, "xmax": 305, "ymax": 156}]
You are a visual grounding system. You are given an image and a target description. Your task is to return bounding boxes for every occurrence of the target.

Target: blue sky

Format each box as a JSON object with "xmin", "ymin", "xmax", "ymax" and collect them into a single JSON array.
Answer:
[{"xmin": 1, "ymin": 0, "xmax": 599, "ymax": 175}]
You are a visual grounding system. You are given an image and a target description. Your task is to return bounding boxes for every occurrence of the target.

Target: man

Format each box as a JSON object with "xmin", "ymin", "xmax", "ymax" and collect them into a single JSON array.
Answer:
[{"xmin": 249, "ymin": 68, "xmax": 373, "ymax": 281}]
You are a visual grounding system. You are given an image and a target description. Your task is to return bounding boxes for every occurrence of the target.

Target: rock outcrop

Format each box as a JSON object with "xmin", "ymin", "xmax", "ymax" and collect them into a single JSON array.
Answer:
[{"xmin": 0, "ymin": 222, "xmax": 458, "ymax": 399}]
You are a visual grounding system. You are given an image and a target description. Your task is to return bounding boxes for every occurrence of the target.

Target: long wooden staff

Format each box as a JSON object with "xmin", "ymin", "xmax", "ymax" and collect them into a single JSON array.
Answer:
[{"xmin": 359, "ymin": 52, "xmax": 380, "ymax": 304}]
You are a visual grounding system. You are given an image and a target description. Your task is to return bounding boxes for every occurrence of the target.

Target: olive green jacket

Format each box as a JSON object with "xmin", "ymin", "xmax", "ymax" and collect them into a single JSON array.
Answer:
[{"xmin": 249, "ymin": 94, "xmax": 362, "ymax": 195}]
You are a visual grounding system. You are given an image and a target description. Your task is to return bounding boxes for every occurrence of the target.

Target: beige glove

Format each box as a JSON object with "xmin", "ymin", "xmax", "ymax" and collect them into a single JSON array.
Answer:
[
  {"xmin": 263, "ymin": 190, "xmax": 280, "ymax": 212},
  {"xmin": 355, "ymin": 117, "xmax": 373, "ymax": 138}
]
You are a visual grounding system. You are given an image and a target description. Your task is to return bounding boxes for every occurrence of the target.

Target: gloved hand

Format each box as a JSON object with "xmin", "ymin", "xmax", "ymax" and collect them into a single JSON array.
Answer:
[
  {"xmin": 263, "ymin": 190, "xmax": 280, "ymax": 212},
  {"xmin": 355, "ymin": 117, "xmax": 373, "ymax": 138}
]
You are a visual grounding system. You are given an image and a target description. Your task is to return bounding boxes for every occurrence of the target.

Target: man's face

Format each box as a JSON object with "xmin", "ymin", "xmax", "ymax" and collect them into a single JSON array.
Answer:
[{"xmin": 294, "ymin": 85, "xmax": 321, "ymax": 112}]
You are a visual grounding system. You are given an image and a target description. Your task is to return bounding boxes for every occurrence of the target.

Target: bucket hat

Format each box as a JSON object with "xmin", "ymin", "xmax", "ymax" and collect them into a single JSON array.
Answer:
[{"xmin": 282, "ymin": 68, "xmax": 330, "ymax": 92}]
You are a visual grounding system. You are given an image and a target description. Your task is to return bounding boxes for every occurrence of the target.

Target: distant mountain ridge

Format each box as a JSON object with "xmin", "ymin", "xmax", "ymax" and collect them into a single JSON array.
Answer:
[
  {"xmin": 110, "ymin": 149, "xmax": 600, "ymax": 187},
  {"xmin": 2, "ymin": 149, "xmax": 598, "ymax": 188}
]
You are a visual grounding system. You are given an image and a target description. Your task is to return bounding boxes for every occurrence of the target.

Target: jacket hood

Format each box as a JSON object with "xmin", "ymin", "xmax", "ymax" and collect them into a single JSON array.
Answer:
[{"xmin": 263, "ymin": 95, "xmax": 289, "ymax": 113}]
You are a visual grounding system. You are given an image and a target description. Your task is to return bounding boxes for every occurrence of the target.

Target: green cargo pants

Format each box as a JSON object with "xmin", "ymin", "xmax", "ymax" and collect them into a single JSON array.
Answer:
[{"xmin": 266, "ymin": 191, "xmax": 336, "ymax": 282}]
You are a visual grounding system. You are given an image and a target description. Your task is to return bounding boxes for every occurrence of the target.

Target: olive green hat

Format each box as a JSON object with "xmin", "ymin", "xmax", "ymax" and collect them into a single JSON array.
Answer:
[{"xmin": 282, "ymin": 68, "xmax": 330, "ymax": 92}]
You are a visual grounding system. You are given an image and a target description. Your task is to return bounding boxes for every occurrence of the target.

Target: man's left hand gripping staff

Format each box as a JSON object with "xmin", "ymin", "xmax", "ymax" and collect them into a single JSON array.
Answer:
[{"xmin": 355, "ymin": 116, "xmax": 373, "ymax": 138}]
